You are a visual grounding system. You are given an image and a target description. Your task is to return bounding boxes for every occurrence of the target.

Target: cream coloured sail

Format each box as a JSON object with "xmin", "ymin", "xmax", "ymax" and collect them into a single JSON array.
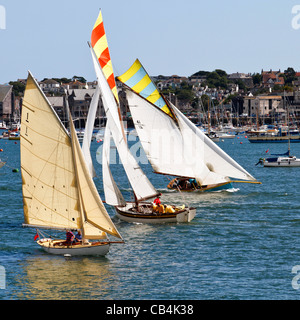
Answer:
[
  {"xmin": 20, "ymin": 71, "xmax": 121, "ymax": 239},
  {"xmin": 89, "ymin": 44, "xmax": 159, "ymax": 201}
]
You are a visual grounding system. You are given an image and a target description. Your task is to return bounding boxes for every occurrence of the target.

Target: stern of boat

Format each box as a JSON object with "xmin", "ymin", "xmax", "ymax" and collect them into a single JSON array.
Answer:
[{"xmin": 176, "ymin": 207, "xmax": 196, "ymax": 223}]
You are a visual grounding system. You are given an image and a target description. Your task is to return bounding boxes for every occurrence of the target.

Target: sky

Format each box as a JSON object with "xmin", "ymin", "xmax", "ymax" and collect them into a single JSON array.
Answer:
[{"xmin": 1, "ymin": 0, "xmax": 300, "ymax": 84}]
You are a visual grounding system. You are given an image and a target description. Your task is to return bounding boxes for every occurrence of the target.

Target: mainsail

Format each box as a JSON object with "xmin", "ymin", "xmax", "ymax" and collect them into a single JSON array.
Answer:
[
  {"xmin": 118, "ymin": 60, "xmax": 258, "ymax": 186},
  {"xmin": 20, "ymin": 71, "xmax": 122, "ymax": 239}
]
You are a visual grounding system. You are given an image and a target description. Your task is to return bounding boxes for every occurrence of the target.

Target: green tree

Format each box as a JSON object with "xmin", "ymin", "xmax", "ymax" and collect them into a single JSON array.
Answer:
[
  {"xmin": 284, "ymin": 67, "xmax": 296, "ymax": 85},
  {"xmin": 252, "ymin": 73, "xmax": 262, "ymax": 86},
  {"xmin": 9, "ymin": 81, "xmax": 25, "ymax": 96},
  {"xmin": 72, "ymin": 76, "xmax": 87, "ymax": 83}
]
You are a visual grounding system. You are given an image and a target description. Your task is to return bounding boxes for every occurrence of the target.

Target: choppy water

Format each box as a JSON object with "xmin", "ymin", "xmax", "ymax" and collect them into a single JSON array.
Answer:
[{"xmin": 1, "ymin": 134, "xmax": 300, "ymax": 300}]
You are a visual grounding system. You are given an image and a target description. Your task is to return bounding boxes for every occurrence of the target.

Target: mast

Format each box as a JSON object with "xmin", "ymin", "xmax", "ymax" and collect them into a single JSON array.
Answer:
[
  {"xmin": 285, "ymin": 91, "xmax": 291, "ymax": 156},
  {"xmin": 207, "ymin": 97, "xmax": 211, "ymax": 134}
]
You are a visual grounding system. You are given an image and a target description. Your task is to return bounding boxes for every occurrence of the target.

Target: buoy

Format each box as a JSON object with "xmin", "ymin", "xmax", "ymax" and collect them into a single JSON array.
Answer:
[
  {"xmin": 12, "ymin": 168, "xmax": 19, "ymax": 173},
  {"xmin": 240, "ymin": 142, "xmax": 243, "ymax": 144},
  {"xmin": 0, "ymin": 149, "xmax": 3, "ymax": 152}
]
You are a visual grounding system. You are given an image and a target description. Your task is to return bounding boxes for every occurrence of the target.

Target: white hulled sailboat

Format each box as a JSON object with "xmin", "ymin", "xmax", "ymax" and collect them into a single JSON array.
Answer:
[{"xmin": 257, "ymin": 93, "xmax": 300, "ymax": 167}]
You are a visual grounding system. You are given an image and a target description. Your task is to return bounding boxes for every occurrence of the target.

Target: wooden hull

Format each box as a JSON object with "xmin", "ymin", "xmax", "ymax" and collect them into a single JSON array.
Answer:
[
  {"xmin": 115, "ymin": 202, "xmax": 196, "ymax": 224},
  {"xmin": 167, "ymin": 179, "xmax": 232, "ymax": 192},
  {"xmin": 37, "ymin": 239, "xmax": 110, "ymax": 256}
]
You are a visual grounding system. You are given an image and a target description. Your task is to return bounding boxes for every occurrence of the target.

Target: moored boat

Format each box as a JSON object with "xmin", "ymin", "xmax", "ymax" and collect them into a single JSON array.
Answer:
[{"xmin": 263, "ymin": 154, "xmax": 300, "ymax": 167}]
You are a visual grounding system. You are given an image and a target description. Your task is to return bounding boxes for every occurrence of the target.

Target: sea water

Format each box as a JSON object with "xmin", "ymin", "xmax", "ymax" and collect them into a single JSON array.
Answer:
[{"xmin": 0, "ymin": 135, "xmax": 300, "ymax": 300}]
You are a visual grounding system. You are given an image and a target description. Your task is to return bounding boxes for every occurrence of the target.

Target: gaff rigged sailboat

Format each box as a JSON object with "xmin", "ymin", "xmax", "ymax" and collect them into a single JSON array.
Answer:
[
  {"xmin": 20, "ymin": 72, "xmax": 123, "ymax": 255},
  {"xmin": 87, "ymin": 11, "xmax": 195, "ymax": 223},
  {"xmin": 118, "ymin": 59, "xmax": 260, "ymax": 192}
]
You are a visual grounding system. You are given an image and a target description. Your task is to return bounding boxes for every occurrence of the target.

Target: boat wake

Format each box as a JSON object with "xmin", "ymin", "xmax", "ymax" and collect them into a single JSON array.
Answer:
[{"xmin": 218, "ymin": 187, "xmax": 240, "ymax": 193}]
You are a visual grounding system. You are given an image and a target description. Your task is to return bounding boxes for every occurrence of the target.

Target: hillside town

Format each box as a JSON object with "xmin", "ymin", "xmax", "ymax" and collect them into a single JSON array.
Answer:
[{"xmin": 1, "ymin": 68, "xmax": 300, "ymax": 130}]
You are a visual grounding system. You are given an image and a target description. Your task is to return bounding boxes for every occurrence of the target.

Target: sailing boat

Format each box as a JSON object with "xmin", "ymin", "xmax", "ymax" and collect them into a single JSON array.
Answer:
[
  {"xmin": 88, "ymin": 10, "xmax": 196, "ymax": 223},
  {"xmin": 205, "ymin": 97, "xmax": 219, "ymax": 142},
  {"xmin": 257, "ymin": 93, "xmax": 300, "ymax": 167},
  {"xmin": 0, "ymin": 160, "xmax": 5, "ymax": 169},
  {"xmin": 20, "ymin": 71, "xmax": 124, "ymax": 255},
  {"xmin": 118, "ymin": 59, "xmax": 260, "ymax": 192}
]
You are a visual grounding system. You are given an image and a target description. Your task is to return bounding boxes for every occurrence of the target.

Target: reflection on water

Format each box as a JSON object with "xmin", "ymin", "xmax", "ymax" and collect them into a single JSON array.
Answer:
[{"xmin": 14, "ymin": 255, "xmax": 118, "ymax": 300}]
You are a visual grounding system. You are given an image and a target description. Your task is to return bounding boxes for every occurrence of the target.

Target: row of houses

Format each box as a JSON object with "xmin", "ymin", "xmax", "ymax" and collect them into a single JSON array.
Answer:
[{"xmin": 2, "ymin": 69, "xmax": 300, "ymax": 128}]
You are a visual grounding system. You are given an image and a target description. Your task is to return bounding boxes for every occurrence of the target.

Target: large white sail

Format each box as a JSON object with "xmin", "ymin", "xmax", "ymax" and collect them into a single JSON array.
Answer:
[
  {"xmin": 20, "ymin": 72, "xmax": 121, "ymax": 239},
  {"xmin": 171, "ymin": 102, "xmax": 256, "ymax": 183},
  {"xmin": 122, "ymin": 85, "xmax": 257, "ymax": 185},
  {"xmin": 102, "ymin": 119, "xmax": 126, "ymax": 206},
  {"xmin": 124, "ymin": 89, "xmax": 197, "ymax": 178},
  {"xmin": 89, "ymin": 45, "xmax": 159, "ymax": 201}
]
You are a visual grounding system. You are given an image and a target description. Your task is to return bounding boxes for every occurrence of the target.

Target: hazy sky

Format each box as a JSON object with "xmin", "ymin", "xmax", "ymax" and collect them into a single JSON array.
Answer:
[{"xmin": 0, "ymin": 0, "xmax": 300, "ymax": 84}]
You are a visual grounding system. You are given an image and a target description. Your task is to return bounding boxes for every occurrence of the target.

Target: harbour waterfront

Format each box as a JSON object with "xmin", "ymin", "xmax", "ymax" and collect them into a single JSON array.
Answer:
[{"xmin": 1, "ymin": 135, "xmax": 300, "ymax": 300}]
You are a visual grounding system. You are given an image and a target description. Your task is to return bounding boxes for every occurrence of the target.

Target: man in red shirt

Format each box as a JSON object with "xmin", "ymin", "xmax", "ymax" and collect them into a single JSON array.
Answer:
[{"xmin": 153, "ymin": 195, "xmax": 161, "ymax": 206}]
